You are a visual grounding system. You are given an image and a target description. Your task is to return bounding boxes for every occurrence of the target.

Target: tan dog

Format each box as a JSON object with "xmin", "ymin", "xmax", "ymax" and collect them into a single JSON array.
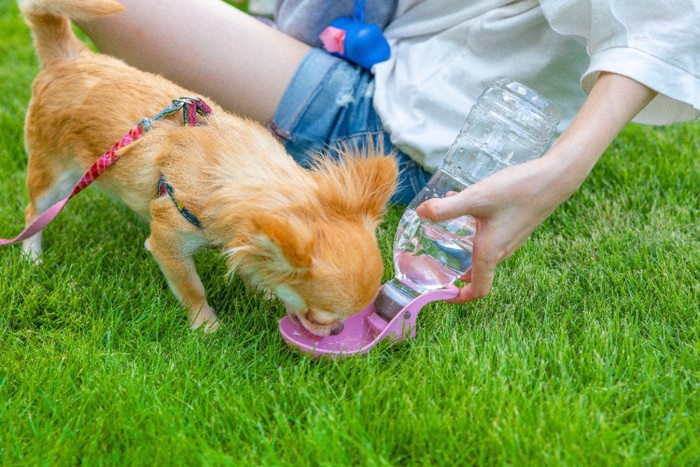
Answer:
[{"xmin": 18, "ymin": 0, "xmax": 397, "ymax": 335}]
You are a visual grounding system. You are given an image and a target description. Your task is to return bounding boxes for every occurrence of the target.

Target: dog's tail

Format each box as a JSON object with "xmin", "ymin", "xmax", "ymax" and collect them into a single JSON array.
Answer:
[{"xmin": 19, "ymin": 0, "xmax": 125, "ymax": 66}]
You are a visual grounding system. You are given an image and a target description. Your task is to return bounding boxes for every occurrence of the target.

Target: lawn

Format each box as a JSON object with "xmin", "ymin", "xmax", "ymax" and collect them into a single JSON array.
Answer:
[{"xmin": 1, "ymin": 1, "xmax": 698, "ymax": 465}]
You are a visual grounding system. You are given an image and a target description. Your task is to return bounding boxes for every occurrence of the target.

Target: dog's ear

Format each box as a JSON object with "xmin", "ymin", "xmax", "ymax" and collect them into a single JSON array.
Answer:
[
  {"xmin": 315, "ymin": 153, "xmax": 398, "ymax": 220},
  {"xmin": 344, "ymin": 155, "xmax": 398, "ymax": 218},
  {"xmin": 252, "ymin": 214, "xmax": 314, "ymax": 273}
]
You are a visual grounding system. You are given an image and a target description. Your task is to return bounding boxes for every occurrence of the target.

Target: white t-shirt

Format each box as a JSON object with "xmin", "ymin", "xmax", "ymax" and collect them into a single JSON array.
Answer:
[{"xmin": 372, "ymin": 0, "xmax": 700, "ymax": 172}]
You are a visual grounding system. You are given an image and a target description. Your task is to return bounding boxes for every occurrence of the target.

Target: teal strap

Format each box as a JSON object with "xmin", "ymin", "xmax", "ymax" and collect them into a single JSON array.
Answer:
[{"xmin": 157, "ymin": 175, "xmax": 203, "ymax": 229}]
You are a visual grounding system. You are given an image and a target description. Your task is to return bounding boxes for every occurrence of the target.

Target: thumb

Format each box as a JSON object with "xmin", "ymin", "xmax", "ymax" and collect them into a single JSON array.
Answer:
[{"xmin": 416, "ymin": 190, "xmax": 475, "ymax": 222}]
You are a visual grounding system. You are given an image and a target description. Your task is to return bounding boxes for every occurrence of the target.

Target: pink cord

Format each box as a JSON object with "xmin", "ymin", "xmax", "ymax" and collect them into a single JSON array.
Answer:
[{"xmin": 1, "ymin": 97, "xmax": 211, "ymax": 246}]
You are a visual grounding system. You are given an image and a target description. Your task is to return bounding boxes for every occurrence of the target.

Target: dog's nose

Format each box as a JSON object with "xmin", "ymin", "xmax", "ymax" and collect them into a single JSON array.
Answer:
[{"xmin": 329, "ymin": 322, "xmax": 344, "ymax": 336}]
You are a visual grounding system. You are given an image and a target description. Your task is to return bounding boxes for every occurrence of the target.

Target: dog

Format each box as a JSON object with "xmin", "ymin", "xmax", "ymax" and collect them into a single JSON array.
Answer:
[{"xmin": 17, "ymin": 0, "xmax": 398, "ymax": 335}]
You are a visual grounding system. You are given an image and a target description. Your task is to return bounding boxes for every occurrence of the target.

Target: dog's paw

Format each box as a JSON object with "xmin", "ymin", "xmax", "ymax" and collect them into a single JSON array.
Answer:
[
  {"xmin": 21, "ymin": 233, "xmax": 43, "ymax": 265},
  {"xmin": 261, "ymin": 288, "xmax": 275, "ymax": 301},
  {"xmin": 189, "ymin": 305, "xmax": 220, "ymax": 333},
  {"xmin": 20, "ymin": 249, "xmax": 43, "ymax": 265},
  {"xmin": 244, "ymin": 283, "xmax": 275, "ymax": 302},
  {"xmin": 256, "ymin": 286, "xmax": 275, "ymax": 301}
]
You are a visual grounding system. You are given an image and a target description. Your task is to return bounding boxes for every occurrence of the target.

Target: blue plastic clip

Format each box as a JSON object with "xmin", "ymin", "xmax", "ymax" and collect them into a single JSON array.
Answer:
[{"xmin": 320, "ymin": 0, "xmax": 390, "ymax": 70}]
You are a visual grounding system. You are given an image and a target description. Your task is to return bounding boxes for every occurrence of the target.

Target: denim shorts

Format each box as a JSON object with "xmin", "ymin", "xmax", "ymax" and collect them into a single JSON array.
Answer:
[{"xmin": 269, "ymin": 48, "xmax": 431, "ymax": 205}]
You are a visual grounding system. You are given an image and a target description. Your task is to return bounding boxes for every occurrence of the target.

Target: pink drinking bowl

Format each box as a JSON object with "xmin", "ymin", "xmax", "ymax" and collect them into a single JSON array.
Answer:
[{"xmin": 279, "ymin": 284, "xmax": 459, "ymax": 358}]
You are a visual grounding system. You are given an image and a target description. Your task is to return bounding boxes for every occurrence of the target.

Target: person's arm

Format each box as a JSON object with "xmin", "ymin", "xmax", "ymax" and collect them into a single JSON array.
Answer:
[{"xmin": 416, "ymin": 72, "xmax": 657, "ymax": 303}]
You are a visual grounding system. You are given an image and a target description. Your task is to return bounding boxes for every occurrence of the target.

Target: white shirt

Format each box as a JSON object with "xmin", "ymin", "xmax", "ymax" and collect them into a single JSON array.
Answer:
[{"xmin": 372, "ymin": 0, "xmax": 700, "ymax": 172}]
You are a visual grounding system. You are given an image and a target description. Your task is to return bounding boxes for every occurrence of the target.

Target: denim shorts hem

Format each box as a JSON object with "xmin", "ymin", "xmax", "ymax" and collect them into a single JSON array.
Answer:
[{"xmin": 270, "ymin": 48, "xmax": 431, "ymax": 205}]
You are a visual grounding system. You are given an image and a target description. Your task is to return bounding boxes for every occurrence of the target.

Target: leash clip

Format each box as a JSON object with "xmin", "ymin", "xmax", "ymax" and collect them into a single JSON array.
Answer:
[
  {"xmin": 136, "ymin": 96, "xmax": 213, "ymax": 131},
  {"xmin": 174, "ymin": 97, "xmax": 213, "ymax": 127}
]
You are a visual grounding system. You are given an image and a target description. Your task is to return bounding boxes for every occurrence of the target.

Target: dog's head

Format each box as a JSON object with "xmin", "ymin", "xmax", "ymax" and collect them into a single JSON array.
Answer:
[{"xmin": 227, "ymin": 152, "xmax": 398, "ymax": 336}]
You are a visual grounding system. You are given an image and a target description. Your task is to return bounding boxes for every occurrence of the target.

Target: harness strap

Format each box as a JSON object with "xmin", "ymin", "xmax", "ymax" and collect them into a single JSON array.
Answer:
[
  {"xmin": 157, "ymin": 175, "xmax": 203, "ymax": 229},
  {"xmin": 0, "ymin": 97, "xmax": 211, "ymax": 246}
]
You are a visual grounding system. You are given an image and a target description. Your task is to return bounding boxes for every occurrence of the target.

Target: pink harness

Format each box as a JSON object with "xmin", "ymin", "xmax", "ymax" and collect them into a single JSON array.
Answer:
[{"xmin": 0, "ymin": 97, "xmax": 211, "ymax": 246}]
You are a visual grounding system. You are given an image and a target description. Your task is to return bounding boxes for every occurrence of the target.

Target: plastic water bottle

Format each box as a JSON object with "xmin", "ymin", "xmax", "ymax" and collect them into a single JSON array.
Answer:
[{"xmin": 374, "ymin": 77, "xmax": 560, "ymax": 321}]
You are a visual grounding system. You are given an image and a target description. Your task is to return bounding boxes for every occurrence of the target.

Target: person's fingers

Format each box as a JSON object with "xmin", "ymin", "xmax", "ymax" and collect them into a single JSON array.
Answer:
[
  {"xmin": 448, "ymin": 265, "xmax": 495, "ymax": 303},
  {"xmin": 416, "ymin": 189, "xmax": 475, "ymax": 222},
  {"xmin": 447, "ymin": 237, "xmax": 497, "ymax": 303},
  {"xmin": 447, "ymin": 284, "xmax": 480, "ymax": 304},
  {"xmin": 468, "ymin": 239, "xmax": 497, "ymax": 298},
  {"xmin": 465, "ymin": 262, "xmax": 496, "ymax": 300}
]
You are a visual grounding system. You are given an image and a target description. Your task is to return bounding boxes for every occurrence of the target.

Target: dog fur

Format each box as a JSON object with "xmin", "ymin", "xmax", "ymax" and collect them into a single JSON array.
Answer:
[{"xmin": 18, "ymin": 0, "xmax": 397, "ymax": 335}]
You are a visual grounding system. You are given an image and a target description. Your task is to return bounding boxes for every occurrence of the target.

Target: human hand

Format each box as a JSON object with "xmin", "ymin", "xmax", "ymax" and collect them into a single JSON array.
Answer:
[
  {"xmin": 416, "ymin": 73, "xmax": 657, "ymax": 303},
  {"xmin": 416, "ymin": 156, "xmax": 573, "ymax": 303}
]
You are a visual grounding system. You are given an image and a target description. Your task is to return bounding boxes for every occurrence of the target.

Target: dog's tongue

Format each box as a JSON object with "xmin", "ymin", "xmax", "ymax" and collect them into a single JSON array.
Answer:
[{"xmin": 279, "ymin": 284, "xmax": 459, "ymax": 358}]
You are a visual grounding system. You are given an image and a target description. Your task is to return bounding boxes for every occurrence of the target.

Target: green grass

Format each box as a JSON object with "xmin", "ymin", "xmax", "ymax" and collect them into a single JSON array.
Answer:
[{"xmin": 1, "ymin": 2, "xmax": 699, "ymax": 464}]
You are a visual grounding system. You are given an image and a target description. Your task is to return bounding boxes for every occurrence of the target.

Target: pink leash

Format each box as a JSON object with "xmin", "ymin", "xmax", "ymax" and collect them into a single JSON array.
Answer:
[{"xmin": 0, "ymin": 97, "xmax": 211, "ymax": 246}]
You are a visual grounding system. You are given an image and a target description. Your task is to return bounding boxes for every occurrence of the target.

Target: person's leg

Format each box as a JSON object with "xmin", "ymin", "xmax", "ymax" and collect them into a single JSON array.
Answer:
[
  {"xmin": 79, "ymin": 0, "xmax": 432, "ymax": 202},
  {"xmin": 77, "ymin": 0, "xmax": 310, "ymax": 124}
]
